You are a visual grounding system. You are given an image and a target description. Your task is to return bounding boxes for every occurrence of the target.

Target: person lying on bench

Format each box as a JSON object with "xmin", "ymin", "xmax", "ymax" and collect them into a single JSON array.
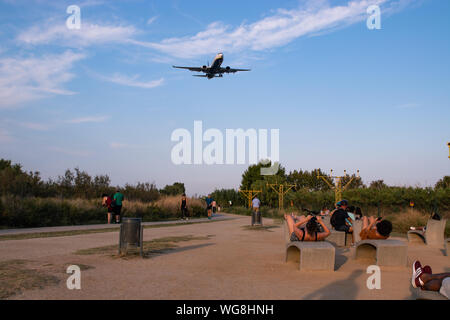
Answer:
[
  {"xmin": 360, "ymin": 216, "xmax": 393, "ymax": 240},
  {"xmin": 285, "ymin": 214, "xmax": 330, "ymax": 242},
  {"xmin": 412, "ymin": 260, "xmax": 449, "ymax": 299}
]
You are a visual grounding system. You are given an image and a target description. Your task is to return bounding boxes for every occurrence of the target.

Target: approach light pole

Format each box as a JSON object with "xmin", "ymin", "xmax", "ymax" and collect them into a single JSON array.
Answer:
[
  {"xmin": 238, "ymin": 189, "xmax": 262, "ymax": 209},
  {"xmin": 266, "ymin": 183, "xmax": 296, "ymax": 213},
  {"xmin": 317, "ymin": 169, "xmax": 360, "ymax": 204}
]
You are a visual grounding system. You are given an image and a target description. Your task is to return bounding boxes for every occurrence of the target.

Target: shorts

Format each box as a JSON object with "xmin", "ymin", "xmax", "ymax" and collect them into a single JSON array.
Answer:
[
  {"xmin": 207, "ymin": 205, "xmax": 212, "ymax": 210},
  {"xmin": 440, "ymin": 277, "xmax": 450, "ymax": 299},
  {"xmin": 335, "ymin": 224, "xmax": 351, "ymax": 233},
  {"xmin": 113, "ymin": 205, "xmax": 122, "ymax": 215}
]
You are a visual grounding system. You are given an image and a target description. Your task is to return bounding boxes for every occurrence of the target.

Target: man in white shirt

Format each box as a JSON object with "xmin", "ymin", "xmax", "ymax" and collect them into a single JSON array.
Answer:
[{"xmin": 251, "ymin": 197, "xmax": 261, "ymax": 226}]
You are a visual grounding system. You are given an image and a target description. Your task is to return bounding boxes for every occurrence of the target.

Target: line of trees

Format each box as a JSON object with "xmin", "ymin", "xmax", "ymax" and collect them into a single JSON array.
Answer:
[
  {"xmin": 211, "ymin": 161, "xmax": 450, "ymax": 214},
  {"xmin": 0, "ymin": 159, "xmax": 185, "ymax": 202}
]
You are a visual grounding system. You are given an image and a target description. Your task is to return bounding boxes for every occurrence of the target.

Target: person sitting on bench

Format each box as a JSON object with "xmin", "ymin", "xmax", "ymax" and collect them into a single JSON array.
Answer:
[
  {"xmin": 412, "ymin": 260, "xmax": 449, "ymax": 299},
  {"xmin": 330, "ymin": 200, "xmax": 354, "ymax": 244},
  {"xmin": 360, "ymin": 216, "xmax": 393, "ymax": 240},
  {"xmin": 285, "ymin": 214, "xmax": 330, "ymax": 242}
]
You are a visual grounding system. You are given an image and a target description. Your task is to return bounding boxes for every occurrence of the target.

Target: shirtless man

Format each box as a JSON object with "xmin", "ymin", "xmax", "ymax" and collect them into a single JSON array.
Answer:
[{"xmin": 360, "ymin": 216, "xmax": 393, "ymax": 240}]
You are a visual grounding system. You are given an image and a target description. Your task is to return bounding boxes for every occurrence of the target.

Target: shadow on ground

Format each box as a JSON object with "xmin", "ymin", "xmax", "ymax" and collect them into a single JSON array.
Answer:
[{"xmin": 302, "ymin": 269, "xmax": 363, "ymax": 300}]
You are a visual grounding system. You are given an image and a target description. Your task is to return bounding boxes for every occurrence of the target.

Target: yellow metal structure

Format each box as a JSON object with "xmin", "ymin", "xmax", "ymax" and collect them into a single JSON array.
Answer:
[
  {"xmin": 238, "ymin": 189, "xmax": 262, "ymax": 208},
  {"xmin": 317, "ymin": 169, "xmax": 360, "ymax": 204},
  {"xmin": 266, "ymin": 183, "xmax": 296, "ymax": 212}
]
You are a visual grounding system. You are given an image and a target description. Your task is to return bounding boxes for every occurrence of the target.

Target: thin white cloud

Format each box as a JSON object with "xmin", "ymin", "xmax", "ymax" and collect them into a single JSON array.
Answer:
[
  {"xmin": 109, "ymin": 142, "xmax": 147, "ymax": 149},
  {"xmin": 147, "ymin": 16, "xmax": 158, "ymax": 25},
  {"xmin": 17, "ymin": 22, "xmax": 137, "ymax": 47},
  {"xmin": 100, "ymin": 73, "xmax": 165, "ymax": 89},
  {"xmin": 395, "ymin": 103, "xmax": 420, "ymax": 109},
  {"xmin": 66, "ymin": 116, "xmax": 110, "ymax": 124},
  {"xmin": 17, "ymin": 121, "xmax": 49, "ymax": 131},
  {"xmin": 0, "ymin": 128, "xmax": 13, "ymax": 143},
  {"xmin": 130, "ymin": 0, "xmax": 406, "ymax": 58},
  {"xmin": 48, "ymin": 146, "xmax": 90, "ymax": 157},
  {"xmin": 0, "ymin": 51, "xmax": 85, "ymax": 108},
  {"xmin": 13, "ymin": 0, "xmax": 413, "ymax": 61}
]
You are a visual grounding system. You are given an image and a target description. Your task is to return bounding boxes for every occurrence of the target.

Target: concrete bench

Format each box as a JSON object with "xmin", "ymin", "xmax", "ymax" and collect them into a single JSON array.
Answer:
[
  {"xmin": 407, "ymin": 219, "xmax": 447, "ymax": 247},
  {"xmin": 352, "ymin": 220, "xmax": 363, "ymax": 243},
  {"xmin": 286, "ymin": 241, "xmax": 335, "ymax": 271},
  {"xmin": 354, "ymin": 239, "xmax": 407, "ymax": 266},
  {"xmin": 445, "ymin": 238, "xmax": 450, "ymax": 256},
  {"xmin": 284, "ymin": 220, "xmax": 335, "ymax": 271},
  {"xmin": 326, "ymin": 230, "xmax": 352, "ymax": 247},
  {"xmin": 321, "ymin": 215, "xmax": 332, "ymax": 230}
]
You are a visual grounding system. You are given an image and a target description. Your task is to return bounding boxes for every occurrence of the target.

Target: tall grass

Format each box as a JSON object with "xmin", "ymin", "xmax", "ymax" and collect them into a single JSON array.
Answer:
[{"xmin": 0, "ymin": 195, "xmax": 207, "ymax": 228}]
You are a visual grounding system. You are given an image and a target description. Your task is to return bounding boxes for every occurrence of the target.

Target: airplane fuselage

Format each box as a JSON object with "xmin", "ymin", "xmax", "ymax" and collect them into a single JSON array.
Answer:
[{"xmin": 206, "ymin": 53, "xmax": 224, "ymax": 78}]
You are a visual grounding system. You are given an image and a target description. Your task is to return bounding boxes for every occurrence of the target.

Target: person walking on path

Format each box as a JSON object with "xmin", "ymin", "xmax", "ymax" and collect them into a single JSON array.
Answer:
[
  {"xmin": 113, "ymin": 190, "xmax": 124, "ymax": 224},
  {"xmin": 180, "ymin": 193, "xmax": 189, "ymax": 220},
  {"xmin": 251, "ymin": 196, "xmax": 261, "ymax": 226},
  {"xmin": 205, "ymin": 195, "xmax": 214, "ymax": 219}
]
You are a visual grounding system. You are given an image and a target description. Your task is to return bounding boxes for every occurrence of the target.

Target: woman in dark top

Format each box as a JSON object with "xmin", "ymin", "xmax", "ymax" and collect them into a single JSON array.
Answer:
[
  {"xmin": 285, "ymin": 214, "xmax": 331, "ymax": 242},
  {"xmin": 180, "ymin": 194, "xmax": 189, "ymax": 220}
]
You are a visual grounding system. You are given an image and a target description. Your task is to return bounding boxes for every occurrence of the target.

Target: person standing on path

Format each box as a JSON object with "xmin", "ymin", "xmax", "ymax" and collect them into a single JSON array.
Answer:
[
  {"xmin": 251, "ymin": 196, "xmax": 261, "ymax": 226},
  {"xmin": 180, "ymin": 193, "xmax": 189, "ymax": 220},
  {"xmin": 102, "ymin": 194, "xmax": 114, "ymax": 224},
  {"xmin": 113, "ymin": 190, "xmax": 124, "ymax": 224}
]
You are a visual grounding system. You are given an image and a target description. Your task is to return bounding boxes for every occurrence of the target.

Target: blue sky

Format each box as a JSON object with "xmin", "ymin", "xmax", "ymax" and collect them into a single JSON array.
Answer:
[{"xmin": 0, "ymin": 0, "xmax": 449, "ymax": 195}]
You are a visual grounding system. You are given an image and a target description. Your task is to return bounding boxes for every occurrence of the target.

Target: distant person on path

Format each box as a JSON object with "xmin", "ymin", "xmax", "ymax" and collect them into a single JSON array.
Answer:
[
  {"xmin": 180, "ymin": 193, "xmax": 189, "ymax": 220},
  {"xmin": 412, "ymin": 260, "xmax": 449, "ymax": 299},
  {"xmin": 251, "ymin": 196, "xmax": 261, "ymax": 226},
  {"xmin": 212, "ymin": 200, "xmax": 217, "ymax": 214},
  {"xmin": 359, "ymin": 216, "xmax": 392, "ymax": 240},
  {"xmin": 285, "ymin": 214, "xmax": 331, "ymax": 241},
  {"xmin": 102, "ymin": 193, "xmax": 114, "ymax": 224},
  {"xmin": 205, "ymin": 195, "xmax": 214, "ymax": 219},
  {"xmin": 113, "ymin": 190, "xmax": 124, "ymax": 224}
]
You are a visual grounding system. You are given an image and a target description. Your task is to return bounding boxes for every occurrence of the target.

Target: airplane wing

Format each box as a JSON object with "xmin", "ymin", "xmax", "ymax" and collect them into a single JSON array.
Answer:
[
  {"xmin": 219, "ymin": 67, "xmax": 251, "ymax": 74},
  {"xmin": 173, "ymin": 66, "xmax": 207, "ymax": 72}
]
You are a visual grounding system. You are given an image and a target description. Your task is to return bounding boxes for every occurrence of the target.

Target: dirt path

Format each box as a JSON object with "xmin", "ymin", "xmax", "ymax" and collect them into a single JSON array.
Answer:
[{"xmin": 1, "ymin": 214, "xmax": 448, "ymax": 300}]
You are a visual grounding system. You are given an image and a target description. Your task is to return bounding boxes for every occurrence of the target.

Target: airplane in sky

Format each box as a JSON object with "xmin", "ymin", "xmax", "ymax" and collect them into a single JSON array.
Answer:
[{"xmin": 172, "ymin": 53, "xmax": 251, "ymax": 79}]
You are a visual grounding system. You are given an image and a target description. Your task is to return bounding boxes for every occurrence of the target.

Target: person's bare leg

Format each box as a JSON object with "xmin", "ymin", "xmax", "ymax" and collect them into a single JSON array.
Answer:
[
  {"xmin": 423, "ymin": 280, "xmax": 443, "ymax": 291},
  {"xmin": 362, "ymin": 216, "xmax": 368, "ymax": 230},
  {"xmin": 107, "ymin": 213, "xmax": 111, "ymax": 224},
  {"xmin": 421, "ymin": 273, "xmax": 450, "ymax": 284},
  {"xmin": 418, "ymin": 272, "xmax": 450, "ymax": 291},
  {"xmin": 284, "ymin": 214, "xmax": 295, "ymax": 234}
]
